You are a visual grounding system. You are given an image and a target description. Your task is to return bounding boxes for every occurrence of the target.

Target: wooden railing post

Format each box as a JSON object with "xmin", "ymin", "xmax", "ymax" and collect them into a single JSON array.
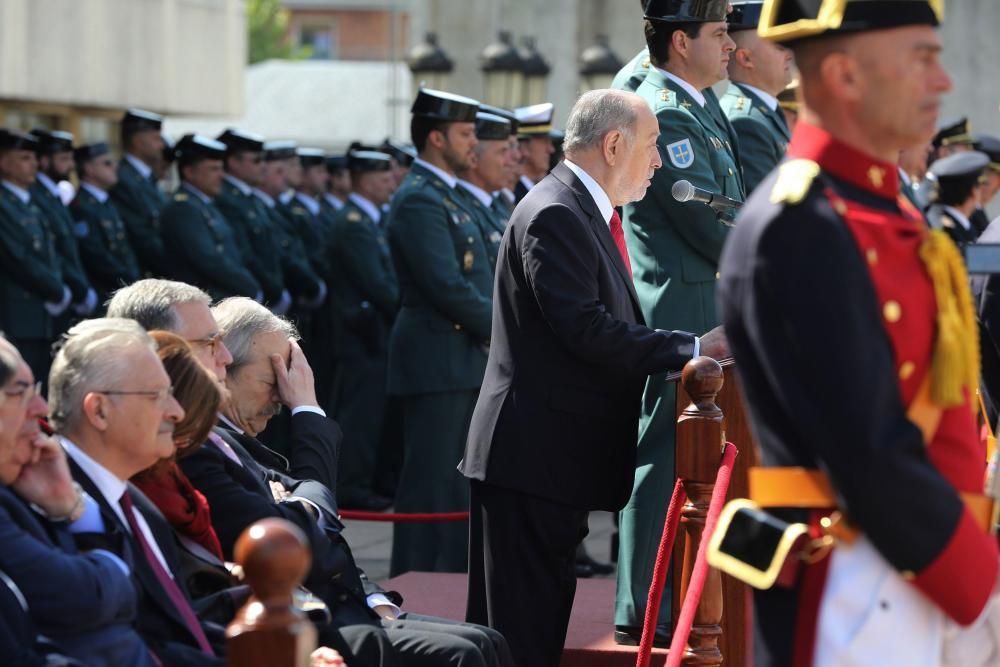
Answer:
[
  {"xmin": 674, "ymin": 356, "xmax": 726, "ymax": 666},
  {"xmin": 226, "ymin": 518, "xmax": 317, "ymax": 667}
]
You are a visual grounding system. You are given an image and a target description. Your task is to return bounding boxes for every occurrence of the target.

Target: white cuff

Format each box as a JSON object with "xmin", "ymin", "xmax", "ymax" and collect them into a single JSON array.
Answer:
[
  {"xmin": 44, "ymin": 285, "xmax": 72, "ymax": 316},
  {"xmin": 693, "ymin": 336, "xmax": 700, "ymax": 358},
  {"xmin": 291, "ymin": 405, "xmax": 327, "ymax": 418},
  {"xmin": 271, "ymin": 289, "xmax": 292, "ymax": 316},
  {"xmin": 366, "ymin": 593, "xmax": 401, "ymax": 615}
]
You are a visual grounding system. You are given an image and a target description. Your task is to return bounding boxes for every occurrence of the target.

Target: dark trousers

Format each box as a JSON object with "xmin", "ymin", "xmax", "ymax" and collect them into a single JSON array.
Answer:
[
  {"xmin": 332, "ymin": 353, "xmax": 387, "ymax": 503},
  {"xmin": 466, "ymin": 480, "xmax": 590, "ymax": 667}
]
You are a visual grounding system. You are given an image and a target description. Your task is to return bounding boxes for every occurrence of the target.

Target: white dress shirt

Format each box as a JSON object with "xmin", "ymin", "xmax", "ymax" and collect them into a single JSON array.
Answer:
[
  {"xmin": 124, "ymin": 153, "xmax": 153, "ymax": 180},
  {"xmin": 1, "ymin": 180, "xmax": 31, "ymax": 204},
  {"xmin": 457, "ymin": 180, "xmax": 494, "ymax": 209},
  {"xmin": 943, "ymin": 205, "xmax": 973, "ymax": 231},
  {"xmin": 323, "ymin": 193, "xmax": 345, "ymax": 211},
  {"xmin": 414, "ymin": 158, "xmax": 457, "ymax": 188},
  {"xmin": 80, "ymin": 181, "xmax": 110, "ymax": 203},
  {"xmin": 223, "ymin": 173, "xmax": 253, "ymax": 196},
  {"xmin": 659, "ymin": 68, "xmax": 707, "ymax": 107},
  {"xmin": 294, "ymin": 192, "xmax": 321, "ymax": 217},
  {"xmin": 348, "ymin": 192, "xmax": 382, "ymax": 224},
  {"xmin": 737, "ymin": 83, "xmax": 779, "ymax": 112}
]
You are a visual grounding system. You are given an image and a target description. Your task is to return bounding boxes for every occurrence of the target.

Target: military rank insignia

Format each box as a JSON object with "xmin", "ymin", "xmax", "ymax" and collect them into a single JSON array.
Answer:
[
  {"xmin": 347, "ymin": 210, "xmax": 362, "ymax": 222},
  {"xmin": 463, "ymin": 249, "xmax": 474, "ymax": 271},
  {"xmin": 667, "ymin": 138, "xmax": 695, "ymax": 169}
]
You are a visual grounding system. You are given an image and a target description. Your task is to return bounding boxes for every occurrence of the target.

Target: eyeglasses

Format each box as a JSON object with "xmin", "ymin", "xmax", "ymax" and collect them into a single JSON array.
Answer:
[
  {"xmin": 95, "ymin": 386, "xmax": 175, "ymax": 406},
  {"xmin": 2, "ymin": 380, "xmax": 42, "ymax": 408},
  {"xmin": 187, "ymin": 331, "xmax": 226, "ymax": 355}
]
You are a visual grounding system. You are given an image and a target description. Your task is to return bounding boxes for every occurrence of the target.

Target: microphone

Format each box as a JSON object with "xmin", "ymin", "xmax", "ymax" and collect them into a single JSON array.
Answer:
[{"xmin": 671, "ymin": 180, "xmax": 742, "ymax": 211}]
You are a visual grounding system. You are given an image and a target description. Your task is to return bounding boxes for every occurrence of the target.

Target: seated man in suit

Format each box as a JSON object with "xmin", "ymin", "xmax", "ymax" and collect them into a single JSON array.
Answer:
[
  {"xmin": 108, "ymin": 282, "xmax": 511, "ymax": 666},
  {"xmin": 0, "ymin": 334, "xmax": 155, "ymax": 666}
]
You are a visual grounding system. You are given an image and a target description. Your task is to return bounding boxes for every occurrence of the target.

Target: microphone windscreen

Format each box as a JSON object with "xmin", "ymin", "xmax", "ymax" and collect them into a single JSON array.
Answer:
[{"xmin": 671, "ymin": 179, "xmax": 695, "ymax": 202}]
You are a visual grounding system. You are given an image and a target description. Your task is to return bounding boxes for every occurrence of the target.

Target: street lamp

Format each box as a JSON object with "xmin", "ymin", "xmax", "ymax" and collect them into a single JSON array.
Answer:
[
  {"xmin": 406, "ymin": 33, "xmax": 453, "ymax": 99},
  {"xmin": 518, "ymin": 37, "xmax": 550, "ymax": 106},
  {"xmin": 579, "ymin": 35, "xmax": 623, "ymax": 93},
  {"xmin": 480, "ymin": 31, "xmax": 524, "ymax": 108}
]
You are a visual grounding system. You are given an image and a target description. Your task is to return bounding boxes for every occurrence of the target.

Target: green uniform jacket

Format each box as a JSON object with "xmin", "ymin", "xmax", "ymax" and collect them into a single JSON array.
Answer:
[
  {"xmin": 611, "ymin": 48, "xmax": 651, "ymax": 93},
  {"xmin": 386, "ymin": 163, "xmax": 494, "ymax": 395},
  {"xmin": 30, "ymin": 181, "xmax": 91, "ymax": 303},
  {"xmin": 281, "ymin": 194, "xmax": 332, "ymax": 279},
  {"xmin": 625, "ymin": 70, "xmax": 745, "ymax": 334},
  {"xmin": 69, "ymin": 185, "xmax": 142, "ymax": 298},
  {"xmin": 329, "ymin": 197, "xmax": 399, "ymax": 359},
  {"xmin": 216, "ymin": 178, "xmax": 285, "ymax": 303},
  {"xmin": 158, "ymin": 184, "xmax": 261, "ymax": 301},
  {"xmin": 257, "ymin": 194, "xmax": 323, "ymax": 301},
  {"xmin": 455, "ymin": 185, "xmax": 508, "ymax": 273},
  {"xmin": 0, "ymin": 186, "xmax": 64, "ymax": 340},
  {"xmin": 720, "ymin": 82, "xmax": 791, "ymax": 195},
  {"xmin": 109, "ymin": 158, "xmax": 170, "ymax": 276}
]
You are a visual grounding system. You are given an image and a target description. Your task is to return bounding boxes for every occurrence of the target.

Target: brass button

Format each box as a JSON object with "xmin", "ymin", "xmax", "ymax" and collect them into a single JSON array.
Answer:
[
  {"xmin": 866, "ymin": 248, "xmax": 878, "ymax": 266},
  {"xmin": 899, "ymin": 361, "xmax": 915, "ymax": 380},
  {"xmin": 453, "ymin": 323, "xmax": 462, "ymax": 331},
  {"xmin": 715, "ymin": 272, "xmax": 721, "ymax": 280},
  {"xmin": 467, "ymin": 236, "xmax": 474, "ymax": 243},
  {"xmin": 728, "ymin": 168, "xmax": 734, "ymax": 176},
  {"xmin": 883, "ymin": 300, "xmax": 901, "ymax": 323},
  {"xmin": 833, "ymin": 200, "xmax": 848, "ymax": 215}
]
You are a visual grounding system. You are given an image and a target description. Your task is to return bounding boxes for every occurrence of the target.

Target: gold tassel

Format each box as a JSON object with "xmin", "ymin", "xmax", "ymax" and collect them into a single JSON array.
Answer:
[{"xmin": 918, "ymin": 230, "xmax": 980, "ymax": 409}]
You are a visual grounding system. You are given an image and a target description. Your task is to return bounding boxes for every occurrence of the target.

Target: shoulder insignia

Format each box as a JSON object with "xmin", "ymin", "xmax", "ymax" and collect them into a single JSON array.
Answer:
[
  {"xmin": 680, "ymin": 100, "xmax": 693, "ymax": 110},
  {"xmin": 734, "ymin": 97, "xmax": 748, "ymax": 111},
  {"xmin": 641, "ymin": 59, "xmax": 650, "ymax": 70},
  {"xmin": 659, "ymin": 89, "xmax": 677, "ymax": 105},
  {"xmin": 940, "ymin": 214, "xmax": 955, "ymax": 229},
  {"xmin": 347, "ymin": 210, "xmax": 362, "ymax": 222},
  {"xmin": 666, "ymin": 138, "xmax": 695, "ymax": 169},
  {"xmin": 463, "ymin": 249, "xmax": 474, "ymax": 271},
  {"xmin": 443, "ymin": 198, "xmax": 457, "ymax": 211},
  {"xmin": 769, "ymin": 159, "xmax": 821, "ymax": 205},
  {"xmin": 173, "ymin": 192, "xmax": 189, "ymax": 202}
]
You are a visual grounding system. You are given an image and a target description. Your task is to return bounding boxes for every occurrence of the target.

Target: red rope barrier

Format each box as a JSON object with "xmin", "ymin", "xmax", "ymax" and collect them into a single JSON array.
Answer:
[
  {"xmin": 339, "ymin": 510, "xmax": 470, "ymax": 523},
  {"xmin": 636, "ymin": 442, "xmax": 739, "ymax": 667}
]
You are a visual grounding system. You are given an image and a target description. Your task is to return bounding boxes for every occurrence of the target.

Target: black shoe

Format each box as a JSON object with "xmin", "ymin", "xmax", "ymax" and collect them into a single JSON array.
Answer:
[
  {"xmin": 613, "ymin": 624, "xmax": 672, "ymax": 648},
  {"xmin": 576, "ymin": 552, "xmax": 614, "ymax": 576},
  {"xmin": 340, "ymin": 493, "xmax": 393, "ymax": 512}
]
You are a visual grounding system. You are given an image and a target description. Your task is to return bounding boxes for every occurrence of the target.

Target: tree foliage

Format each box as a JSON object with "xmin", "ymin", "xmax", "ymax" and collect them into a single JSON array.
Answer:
[{"xmin": 247, "ymin": 0, "xmax": 313, "ymax": 64}]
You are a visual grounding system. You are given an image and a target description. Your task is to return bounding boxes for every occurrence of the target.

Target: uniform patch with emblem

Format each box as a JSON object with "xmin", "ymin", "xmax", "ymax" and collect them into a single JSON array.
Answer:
[
  {"xmin": 174, "ymin": 193, "xmax": 189, "ymax": 202},
  {"xmin": 74, "ymin": 221, "xmax": 89, "ymax": 238},
  {"xmin": 347, "ymin": 210, "xmax": 362, "ymax": 222},
  {"xmin": 666, "ymin": 139, "xmax": 695, "ymax": 169},
  {"xmin": 734, "ymin": 97, "xmax": 748, "ymax": 111},
  {"xmin": 463, "ymin": 250, "xmax": 474, "ymax": 271}
]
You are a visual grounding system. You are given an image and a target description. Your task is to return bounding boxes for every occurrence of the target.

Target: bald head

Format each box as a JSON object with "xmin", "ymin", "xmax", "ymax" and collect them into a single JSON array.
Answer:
[{"xmin": 728, "ymin": 29, "xmax": 795, "ymax": 97}]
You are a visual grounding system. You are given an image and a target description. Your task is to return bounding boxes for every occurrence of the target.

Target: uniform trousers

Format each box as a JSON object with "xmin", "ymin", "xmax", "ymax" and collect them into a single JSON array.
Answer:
[{"xmin": 332, "ymin": 353, "xmax": 387, "ymax": 504}]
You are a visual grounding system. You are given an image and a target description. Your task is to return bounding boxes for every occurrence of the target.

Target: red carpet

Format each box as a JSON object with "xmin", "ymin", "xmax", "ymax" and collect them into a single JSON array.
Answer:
[{"xmin": 382, "ymin": 572, "xmax": 670, "ymax": 667}]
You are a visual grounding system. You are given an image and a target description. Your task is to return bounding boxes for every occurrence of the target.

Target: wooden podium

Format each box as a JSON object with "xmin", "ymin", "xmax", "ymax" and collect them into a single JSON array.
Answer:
[{"xmin": 667, "ymin": 357, "xmax": 757, "ymax": 666}]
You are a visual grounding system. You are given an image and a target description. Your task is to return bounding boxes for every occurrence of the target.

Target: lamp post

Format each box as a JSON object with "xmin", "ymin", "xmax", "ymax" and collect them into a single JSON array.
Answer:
[
  {"xmin": 579, "ymin": 35, "xmax": 623, "ymax": 93},
  {"xmin": 406, "ymin": 33, "xmax": 453, "ymax": 99},
  {"xmin": 518, "ymin": 37, "xmax": 551, "ymax": 106},
  {"xmin": 480, "ymin": 31, "xmax": 524, "ymax": 108}
]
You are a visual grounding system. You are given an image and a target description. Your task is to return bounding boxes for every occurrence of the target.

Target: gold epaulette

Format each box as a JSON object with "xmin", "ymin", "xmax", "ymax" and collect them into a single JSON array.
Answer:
[{"xmin": 769, "ymin": 159, "xmax": 820, "ymax": 205}]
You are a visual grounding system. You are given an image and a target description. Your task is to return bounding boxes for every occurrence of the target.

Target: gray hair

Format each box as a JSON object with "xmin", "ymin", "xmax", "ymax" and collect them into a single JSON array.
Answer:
[
  {"xmin": 48, "ymin": 318, "xmax": 156, "ymax": 432},
  {"xmin": 0, "ymin": 336, "xmax": 17, "ymax": 389},
  {"xmin": 563, "ymin": 89, "xmax": 639, "ymax": 157},
  {"xmin": 106, "ymin": 279, "xmax": 211, "ymax": 332},
  {"xmin": 211, "ymin": 297, "xmax": 299, "ymax": 374}
]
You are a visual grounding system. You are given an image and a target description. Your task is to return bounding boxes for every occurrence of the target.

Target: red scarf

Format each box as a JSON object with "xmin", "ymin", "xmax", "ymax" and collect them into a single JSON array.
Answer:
[{"xmin": 133, "ymin": 462, "xmax": 224, "ymax": 561}]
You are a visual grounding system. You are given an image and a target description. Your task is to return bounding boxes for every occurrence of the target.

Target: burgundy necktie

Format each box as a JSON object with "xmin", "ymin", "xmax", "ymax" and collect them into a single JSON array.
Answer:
[
  {"xmin": 119, "ymin": 491, "xmax": 215, "ymax": 656},
  {"xmin": 609, "ymin": 210, "xmax": 633, "ymax": 277}
]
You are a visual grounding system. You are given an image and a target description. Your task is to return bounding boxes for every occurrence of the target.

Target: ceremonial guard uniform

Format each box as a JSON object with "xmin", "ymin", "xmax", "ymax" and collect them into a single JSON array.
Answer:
[
  {"xmin": 924, "ymin": 151, "xmax": 991, "ymax": 246},
  {"xmin": 616, "ymin": 0, "xmax": 743, "ymax": 641},
  {"xmin": 720, "ymin": 1, "xmax": 791, "ymax": 194},
  {"xmin": 29, "ymin": 129, "xmax": 96, "ymax": 321},
  {"xmin": 159, "ymin": 135, "xmax": 261, "ymax": 301},
  {"xmin": 387, "ymin": 89, "xmax": 493, "ymax": 575},
  {"xmin": 215, "ymin": 129, "xmax": 287, "ymax": 309},
  {"xmin": 718, "ymin": 2, "xmax": 1000, "ymax": 666},
  {"xmin": 970, "ymin": 135, "xmax": 1000, "ymax": 235},
  {"xmin": 110, "ymin": 109, "xmax": 171, "ymax": 277},
  {"xmin": 329, "ymin": 151, "xmax": 399, "ymax": 509},
  {"xmin": 70, "ymin": 143, "xmax": 142, "ymax": 302},
  {"xmin": 0, "ymin": 130, "xmax": 70, "ymax": 381}
]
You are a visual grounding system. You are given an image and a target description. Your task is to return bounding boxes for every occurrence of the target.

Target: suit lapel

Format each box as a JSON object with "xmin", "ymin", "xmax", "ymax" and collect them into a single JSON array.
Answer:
[{"xmin": 550, "ymin": 163, "xmax": 641, "ymax": 311}]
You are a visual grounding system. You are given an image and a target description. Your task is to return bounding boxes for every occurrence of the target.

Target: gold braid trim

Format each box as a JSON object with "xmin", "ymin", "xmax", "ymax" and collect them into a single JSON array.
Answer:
[{"xmin": 918, "ymin": 229, "xmax": 980, "ymax": 409}]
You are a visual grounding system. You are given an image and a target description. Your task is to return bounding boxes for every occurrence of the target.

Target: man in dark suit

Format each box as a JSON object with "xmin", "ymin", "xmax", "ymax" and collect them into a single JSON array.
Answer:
[{"xmin": 460, "ymin": 89, "xmax": 728, "ymax": 667}]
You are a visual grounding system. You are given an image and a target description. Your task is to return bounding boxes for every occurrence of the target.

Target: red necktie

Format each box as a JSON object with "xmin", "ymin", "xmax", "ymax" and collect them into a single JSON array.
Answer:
[
  {"xmin": 609, "ymin": 210, "xmax": 633, "ymax": 277},
  {"xmin": 120, "ymin": 491, "xmax": 215, "ymax": 656}
]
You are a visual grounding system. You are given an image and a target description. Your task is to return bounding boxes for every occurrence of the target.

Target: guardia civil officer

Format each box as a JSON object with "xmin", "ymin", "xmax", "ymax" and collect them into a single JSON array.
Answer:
[
  {"xmin": 719, "ymin": 2, "xmax": 1000, "ymax": 664},
  {"xmin": 720, "ymin": 0, "xmax": 794, "ymax": 194},
  {"xmin": 386, "ymin": 88, "xmax": 492, "ymax": 576},
  {"xmin": 328, "ymin": 150, "xmax": 399, "ymax": 511},
  {"xmin": 0, "ymin": 130, "xmax": 71, "ymax": 381},
  {"xmin": 158, "ymin": 134, "xmax": 261, "ymax": 301},
  {"xmin": 925, "ymin": 151, "xmax": 991, "ymax": 246},
  {"xmin": 971, "ymin": 135, "xmax": 1000, "ymax": 234},
  {"xmin": 69, "ymin": 143, "xmax": 142, "ymax": 302},
  {"xmin": 615, "ymin": 0, "xmax": 740, "ymax": 646},
  {"xmin": 456, "ymin": 112, "xmax": 513, "ymax": 272},
  {"xmin": 110, "ymin": 108, "xmax": 171, "ymax": 276},
  {"xmin": 322, "ymin": 155, "xmax": 350, "ymax": 212},
  {"xmin": 512, "ymin": 103, "xmax": 555, "ymax": 203}
]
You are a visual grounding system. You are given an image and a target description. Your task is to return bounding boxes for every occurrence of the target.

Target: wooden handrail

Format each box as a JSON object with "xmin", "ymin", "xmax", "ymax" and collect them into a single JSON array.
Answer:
[{"xmin": 225, "ymin": 518, "xmax": 317, "ymax": 667}]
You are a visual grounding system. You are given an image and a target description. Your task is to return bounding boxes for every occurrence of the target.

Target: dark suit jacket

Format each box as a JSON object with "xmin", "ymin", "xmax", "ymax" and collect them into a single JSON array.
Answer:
[
  {"xmin": 978, "ymin": 217, "xmax": 1000, "ymax": 428},
  {"xmin": 179, "ymin": 423, "xmax": 396, "ymax": 629},
  {"xmin": 460, "ymin": 162, "xmax": 698, "ymax": 511},
  {"xmin": 68, "ymin": 462, "xmax": 223, "ymax": 667},
  {"xmin": 0, "ymin": 485, "xmax": 154, "ymax": 667}
]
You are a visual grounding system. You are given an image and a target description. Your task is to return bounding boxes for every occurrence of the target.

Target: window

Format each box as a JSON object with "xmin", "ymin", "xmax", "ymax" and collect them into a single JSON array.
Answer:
[{"xmin": 299, "ymin": 23, "xmax": 337, "ymax": 60}]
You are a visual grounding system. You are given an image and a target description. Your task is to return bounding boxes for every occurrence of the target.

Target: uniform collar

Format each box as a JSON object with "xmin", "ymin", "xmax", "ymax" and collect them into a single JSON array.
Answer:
[
  {"xmin": 414, "ymin": 158, "xmax": 457, "ymax": 189},
  {"xmin": 323, "ymin": 193, "xmax": 344, "ymax": 210},
  {"xmin": 80, "ymin": 181, "xmax": 109, "ymax": 203},
  {"xmin": 1, "ymin": 180, "xmax": 31, "ymax": 205},
  {"xmin": 658, "ymin": 68, "xmax": 706, "ymax": 107},
  {"xmin": 499, "ymin": 188, "xmax": 515, "ymax": 204},
  {"xmin": 252, "ymin": 188, "xmax": 275, "ymax": 208},
  {"xmin": 35, "ymin": 172, "xmax": 61, "ymax": 198},
  {"xmin": 736, "ymin": 82, "xmax": 778, "ymax": 112},
  {"xmin": 457, "ymin": 179, "xmax": 494, "ymax": 208},
  {"xmin": 348, "ymin": 192, "xmax": 381, "ymax": 223},
  {"xmin": 519, "ymin": 174, "xmax": 535, "ymax": 190},
  {"xmin": 224, "ymin": 173, "xmax": 253, "ymax": 196},
  {"xmin": 294, "ymin": 191, "xmax": 320, "ymax": 216},
  {"xmin": 787, "ymin": 122, "xmax": 899, "ymax": 201},
  {"xmin": 182, "ymin": 182, "xmax": 213, "ymax": 204},
  {"xmin": 124, "ymin": 153, "xmax": 153, "ymax": 180},
  {"xmin": 942, "ymin": 205, "xmax": 972, "ymax": 231}
]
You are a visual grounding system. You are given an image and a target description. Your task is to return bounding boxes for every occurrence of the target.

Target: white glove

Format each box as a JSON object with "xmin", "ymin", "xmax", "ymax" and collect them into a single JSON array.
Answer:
[
  {"xmin": 44, "ymin": 285, "xmax": 72, "ymax": 316},
  {"xmin": 296, "ymin": 279, "xmax": 327, "ymax": 309},
  {"xmin": 271, "ymin": 289, "xmax": 292, "ymax": 316},
  {"xmin": 942, "ymin": 594, "xmax": 1000, "ymax": 667},
  {"xmin": 72, "ymin": 287, "xmax": 98, "ymax": 316}
]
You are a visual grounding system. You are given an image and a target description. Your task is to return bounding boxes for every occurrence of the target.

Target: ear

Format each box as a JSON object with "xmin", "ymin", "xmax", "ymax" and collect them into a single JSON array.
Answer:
[
  {"xmin": 820, "ymin": 52, "xmax": 863, "ymax": 104},
  {"xmin": 603, "ymin": 130, "xmax": 624, "ymax": 166},
  {"xmin": 671, "ymin": 28, "xmax": 690, "ymax": 59},
  {"xmin": 428, "ymin": 127, "xmax": 447, "ymax": 151},
  {"xmin": 735, "ymin": 46, "xmax": 753, "ymax": 69},
  {"xmin": 82, "ymin": 392, "xmax": 110, "ymax": 432}
]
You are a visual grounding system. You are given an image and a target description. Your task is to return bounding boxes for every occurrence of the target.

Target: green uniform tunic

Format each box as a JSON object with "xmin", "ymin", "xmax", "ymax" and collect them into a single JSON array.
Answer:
[
  {"xmin": 720, "ymin": 82, "xmax": 791, "ymax": 194},
  {"xmin": 216, "ymin": 175, "xmax": 286, "ymax": 305},
  {"xmin": 109, "ymin": 156, "xmax": 170, "ymax": 276},
  {"xmin": 70, "ymin": 183, "xmax": 142, "ymax": 301}
]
